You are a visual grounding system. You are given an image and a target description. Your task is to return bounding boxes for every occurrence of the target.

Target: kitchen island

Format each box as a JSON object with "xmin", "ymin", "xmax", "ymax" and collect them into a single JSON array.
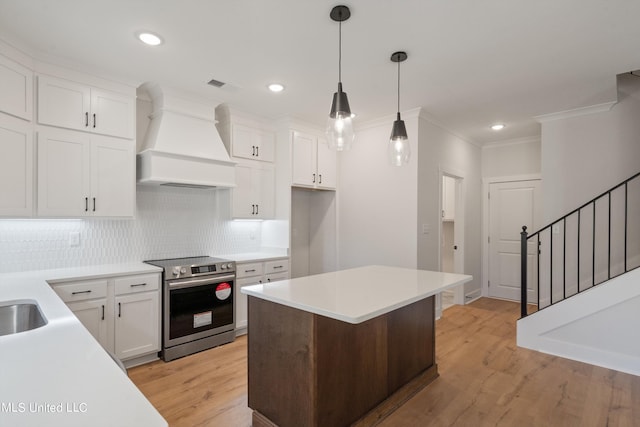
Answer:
[{"xmin": 241, "ymin": 265, "xmax": 472, "ymax": 427}]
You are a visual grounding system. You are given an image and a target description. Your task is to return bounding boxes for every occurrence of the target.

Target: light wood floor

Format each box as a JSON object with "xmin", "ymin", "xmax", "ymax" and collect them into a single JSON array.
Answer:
[{"xmin": 129, "ymin": 298, "xmax": 640, "ymax": 426}]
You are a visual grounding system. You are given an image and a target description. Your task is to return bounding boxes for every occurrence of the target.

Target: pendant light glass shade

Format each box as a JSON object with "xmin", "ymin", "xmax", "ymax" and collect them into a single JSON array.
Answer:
[
  {"xmin": 327, "ymin": 6, "xmax": 354, "ymax": 151},
  {"xmin": 389, "ymin": 112, "xmax": 410, "ymax": 166},
  {"xmin": 389, "ymin": 51, "xmax": 410, "ymax": 166}
]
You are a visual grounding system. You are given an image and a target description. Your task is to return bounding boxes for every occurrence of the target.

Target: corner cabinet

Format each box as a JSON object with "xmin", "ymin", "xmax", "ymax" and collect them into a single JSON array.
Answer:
[
  {"xmin": 50, "ymin": 272, "xmax": 161, "ymax": 367},
  {"xmin": 235, "ymin": 258, "xmax": 289, "ymax": 333},
  {"xmin": 37, "ymin": 128, "xmax": 134, "ymax": 217},
  {"xmin": 291, "ymin": 131, "xmax": 336, "ymax": 190},
  {"xmin": 37, "ymin": 75, "xmax": 135, "ymax": 139}
]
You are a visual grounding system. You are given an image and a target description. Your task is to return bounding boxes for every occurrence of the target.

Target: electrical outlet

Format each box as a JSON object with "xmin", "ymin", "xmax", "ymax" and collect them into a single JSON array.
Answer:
[{"xmin": 422, "ymin": 224, "xmax": 430, "ymax": 234}]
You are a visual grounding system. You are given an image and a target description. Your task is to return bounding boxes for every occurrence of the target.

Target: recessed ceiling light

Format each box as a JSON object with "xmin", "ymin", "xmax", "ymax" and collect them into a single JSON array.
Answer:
[
  {"xmin": 136, "ymin": 31, "xmax": 163, "ymax": 46},
  {"xmin": 268, "ymin": 83, "xmax": 285, "ymax": 93},
  {"xmin": 491, "ymin": 123, "xmax": 505, "ymax": 131}
]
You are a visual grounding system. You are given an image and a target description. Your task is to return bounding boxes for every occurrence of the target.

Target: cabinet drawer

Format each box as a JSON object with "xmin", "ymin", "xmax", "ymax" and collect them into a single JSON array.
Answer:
[
  {"xmin": 265, "ymin": 272, "xmax": 289, "ymax": 283},
  {"xmin": 114, "ymin": 273, "xmax": 160, "ymax": 295},
  {"xmin": 265, "ymin": 259, "xmax": 289, "ymax": 274},
  {"xmin": 236, "ymin": 262, "xmax": 264, "ymax": 278},
  {"xmin": 52, "ymin": 279, "xmax": 108, "ymax": 303}
]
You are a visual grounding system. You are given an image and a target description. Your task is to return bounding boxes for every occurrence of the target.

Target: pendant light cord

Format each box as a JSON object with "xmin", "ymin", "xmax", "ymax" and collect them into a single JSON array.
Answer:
[
  {"xmin": 338, "ymin": 20, "xmax": 342, "ymax": 83},
  {"xmin": 397, "ymin": 59, "xmax": 401, "ymax": 113}
]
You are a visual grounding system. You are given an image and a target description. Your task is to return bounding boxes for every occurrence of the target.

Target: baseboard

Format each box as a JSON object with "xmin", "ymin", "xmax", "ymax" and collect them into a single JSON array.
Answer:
[{"xmin": 464, "ymin": 289, "xmax": 482, "ymax": 304}]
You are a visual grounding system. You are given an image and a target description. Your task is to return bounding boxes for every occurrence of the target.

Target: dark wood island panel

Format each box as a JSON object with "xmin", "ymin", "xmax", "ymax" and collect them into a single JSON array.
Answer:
[{"xmin": 248, "ymin": 295, "xmax": 437, "ymax": 427}]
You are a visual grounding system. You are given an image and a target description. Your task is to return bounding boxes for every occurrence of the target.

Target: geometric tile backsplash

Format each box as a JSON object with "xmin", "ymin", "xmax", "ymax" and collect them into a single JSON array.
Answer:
[{"xmin": 0, "ymin": 186, "xmax": 263, "ymax": 273}]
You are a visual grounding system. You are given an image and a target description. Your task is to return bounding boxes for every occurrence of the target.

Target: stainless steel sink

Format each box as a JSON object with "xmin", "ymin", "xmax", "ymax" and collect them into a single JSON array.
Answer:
[{"xmin": 0, "ymin": 302, "xmax": 47, "ymax": 336}]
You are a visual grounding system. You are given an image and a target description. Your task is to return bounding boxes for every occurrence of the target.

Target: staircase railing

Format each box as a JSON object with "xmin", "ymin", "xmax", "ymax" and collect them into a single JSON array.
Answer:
[{"xmin": 520, "ymin": 171, "xmax": 640, "ymax": 318}]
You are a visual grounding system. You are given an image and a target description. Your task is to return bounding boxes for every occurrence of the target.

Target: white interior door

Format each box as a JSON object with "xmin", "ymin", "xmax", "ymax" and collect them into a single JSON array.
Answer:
[{"xmin": 488, "ymin": 180, "xmax": 541, "ymax": 301}]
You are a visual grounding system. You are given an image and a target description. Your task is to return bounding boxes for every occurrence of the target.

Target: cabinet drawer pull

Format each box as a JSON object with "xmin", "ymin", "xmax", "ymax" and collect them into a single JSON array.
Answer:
[
  {"xmin": 101, "ymin": 305, "xmax": 105, "ymax": 321},
  {"xmin": 245, "ymin": 269, "xmax": 256, "ymax": 273},
  {"xmin": 93, "ymin": 113, "xmax": 96, "ymax": 128},
  {"xmin": 118, "ymin": 302, "xmax": 121, "ymax": 318},
  {"xmin": 130, "ymin": 283, "xmax": 147, "ymax": 288},
  {"xmin": 85, "ymin": 112, "xmax": 89, "ymax": 127},
  {"xmin": 272, "ymin": 265, "xmax": 284, "ymax": 269},
  {"xmin": 71, "ymin": 290, "xmax": 92, "ymax": 295}
]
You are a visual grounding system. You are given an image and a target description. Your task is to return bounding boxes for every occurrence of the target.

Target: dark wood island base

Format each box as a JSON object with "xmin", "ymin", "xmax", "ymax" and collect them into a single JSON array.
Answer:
[{"xmin": 247, "ymin": 295, "xmax": 438, "ymax": 427}]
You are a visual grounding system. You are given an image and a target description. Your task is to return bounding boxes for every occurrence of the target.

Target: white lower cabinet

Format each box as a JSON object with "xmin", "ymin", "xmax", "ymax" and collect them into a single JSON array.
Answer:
[
  {"xmin": 235, "ymin": 258, "xmax": 289, "ymax": 333},
  {"xmin": 50, "ymin": 272, "xmax": 160, "ymax": 366}
]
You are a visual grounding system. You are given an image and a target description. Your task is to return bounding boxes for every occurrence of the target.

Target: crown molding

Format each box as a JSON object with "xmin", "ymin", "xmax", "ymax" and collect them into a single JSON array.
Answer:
[
  {"xmin": 482, "ymin": 135, "xmax": 541, "ymax": 149},
  {"xmin": 534, "ymin": 101, "xmax": 617, "ymax": 123}
]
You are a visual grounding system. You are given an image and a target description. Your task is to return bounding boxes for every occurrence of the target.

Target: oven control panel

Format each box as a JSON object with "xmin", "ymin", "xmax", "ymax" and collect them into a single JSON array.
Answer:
[{"xmin": 145, "ymin": 256, "xmax": 236, "ymax": 279}]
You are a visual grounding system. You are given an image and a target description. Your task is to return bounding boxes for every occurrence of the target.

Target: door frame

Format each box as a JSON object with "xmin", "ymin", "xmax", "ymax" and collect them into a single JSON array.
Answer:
[
  {"xmin": 438, "ymin": 167, "xmax": 465, "ymax": 306},
  {"xmin": 482, "ymin": 174, "xmax": 541, "ymax": 298}
]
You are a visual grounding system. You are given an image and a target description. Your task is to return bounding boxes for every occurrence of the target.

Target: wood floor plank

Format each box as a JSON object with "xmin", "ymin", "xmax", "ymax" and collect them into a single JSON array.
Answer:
[{"xmin": 129, "ymin": 298, "xmax": 640, "ymax": 427}]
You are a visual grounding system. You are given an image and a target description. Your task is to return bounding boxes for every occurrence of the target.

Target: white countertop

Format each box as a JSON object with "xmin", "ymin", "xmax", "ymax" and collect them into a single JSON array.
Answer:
[
  {"xmin": 0, "ymin": 263, "xmax": 167, "ymax": 427},
  {"xmin": 218, "ymin": 249, "xmax": 288, "ymax": 263},
  {"xmin": 241, "ymin": 265, "xmax": 472, "ymax": 324}
]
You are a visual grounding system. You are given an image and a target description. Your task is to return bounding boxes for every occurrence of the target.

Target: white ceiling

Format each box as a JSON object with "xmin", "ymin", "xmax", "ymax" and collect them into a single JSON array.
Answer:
[{"xmin": 1, "ymin": 0, "xmax": 640, "ymax": 144}]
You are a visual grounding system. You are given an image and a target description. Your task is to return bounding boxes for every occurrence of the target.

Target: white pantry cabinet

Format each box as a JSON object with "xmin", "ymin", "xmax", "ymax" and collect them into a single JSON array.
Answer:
[
  {"xmin": 291, "ymin": 131, "xmax": 336, "ymax": 190},
  {"xmin": 0, "ymin": 115, "xmax": 33, "ymax": 216},
  {"xmin": 232, "ymin": 162, "xmax": 275, "ymax": 219},
  {"xmin": 0, "ymin": 53, "xmax": 33, "ymax": 121},
  {"xmin": 50, "ymin": 272, "xmax": 160, "ymax": 366},
  {"xmin": 37, "ymin": 128, "xmax": 134, "ymax": 217},
  {"xmin": 235, "ymin": 258, "xmax": 289, "ymax": 332},
  {"xmin": 231, "ymin": 123, "xmax": 275, "ymax": 162},
  {"xmin": 37, "ymin": 74, "xmax": 135, "ymax": 139}
]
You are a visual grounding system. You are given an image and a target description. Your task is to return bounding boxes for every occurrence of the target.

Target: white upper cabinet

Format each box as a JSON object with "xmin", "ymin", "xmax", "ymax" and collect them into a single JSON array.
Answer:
[
  {"xmin": 38, "ymin": 75, "xmax": 134, "ymax": 139},
  {"xmin": 442, "ymin": 176, "xmax": 456, "ymax": 221},
  {"xmin": 37, "ymin": 128, "xmax": 134, "ymax": 217},
  {"xmin": 231, "ymin": 123, "xmax": 275, "ymax": 162},
  {"xmin": 232, "ymin": 162, "xmax": 275, "ymax": 219},
  {"xmin": 0, "ymin": 54, "xmax": 33, "ymax": 121},
  {"xmin": 0, "ymin": 115, "xmax": 33, "ymax": 216},
  {"xmin": 291, "ymin": 131, "xmax": 337, "ymax": 190}
]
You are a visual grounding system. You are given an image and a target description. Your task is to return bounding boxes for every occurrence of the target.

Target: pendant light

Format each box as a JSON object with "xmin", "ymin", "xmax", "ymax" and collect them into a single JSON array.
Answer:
[
  {"xmin": 389, "ymin": 51, "xmax": 410, "ymax": 166},
  {"xmin": 327, "ymin": 5, "xmax": 354, "ymax": 151}
]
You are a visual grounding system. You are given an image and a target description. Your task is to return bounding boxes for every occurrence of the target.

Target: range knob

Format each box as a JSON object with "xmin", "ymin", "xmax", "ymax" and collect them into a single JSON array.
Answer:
[
  {"xmin": 172, "ymin": 267, "xmax": 181, "ymax": 276},
  {"xmin": 180, "ymin": 267, "xmax": 187, "ymax": 274},
  {"xmin": 220, "ymin": 263, "xmax": 227, "ymax": 270}
]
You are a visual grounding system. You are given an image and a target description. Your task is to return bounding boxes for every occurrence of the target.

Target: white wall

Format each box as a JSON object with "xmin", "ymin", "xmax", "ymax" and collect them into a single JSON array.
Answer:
[
  {"xmin": 337, "ymin": 111, "xmax": 419, "ymax": 269},
  {"xmin": 541, "ymin": 73, "xmax": 640, "ymax": 222},
  {"xmin": 417, "ymin": 114, "xmax": 483, "ymax": 299},
  {"xmin": 482, "ymin": 137, "xmax": 541, "ymax": 178}
]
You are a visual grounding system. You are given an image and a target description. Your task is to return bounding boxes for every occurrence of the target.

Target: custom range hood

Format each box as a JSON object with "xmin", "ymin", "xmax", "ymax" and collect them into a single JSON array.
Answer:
[{"xmin": 137, "ymin": 82, "xmax": 235, "ymax": 189}]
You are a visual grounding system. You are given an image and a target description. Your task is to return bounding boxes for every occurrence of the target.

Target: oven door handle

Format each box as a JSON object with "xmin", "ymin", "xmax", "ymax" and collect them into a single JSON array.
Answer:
[{"xmin": 168, "ymin": 274, "xmax": 236, "ymax": 290}]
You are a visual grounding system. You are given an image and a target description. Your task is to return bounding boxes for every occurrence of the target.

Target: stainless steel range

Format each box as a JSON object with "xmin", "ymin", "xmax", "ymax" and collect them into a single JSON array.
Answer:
[{"xmin": 145, "ymin": 256, "xmax": 236, "ymax": 361}]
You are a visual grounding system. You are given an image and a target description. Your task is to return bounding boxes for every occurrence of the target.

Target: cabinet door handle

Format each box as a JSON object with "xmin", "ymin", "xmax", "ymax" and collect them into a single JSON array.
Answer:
[
  {"xmin": 312, "ymin": 173, "xmax": 316, "ymax": 183},
  {"xmin": 85, "ymin": 197, "xmax": 88, "ymax": 212},
  {"xmin": 85, "ymin": 112, "xmax": 89, "ymax": 127},
  {"xmin": 101, "ymin": 305, "xmax": 105, "ymax": 321},
  {"xmin": 118, "ymin": 302, "xmax": 121, "ymax": 318},
  {"xmin": 93, "ymin": 113, "xmax": 96, "ymax": 128},
  {"xmin": 267, "ymin": 278, "xmax": 271, "ymax": 282},
  {"xmin": 251, "ymin": 204, "xmax": 255, "ymax": 215},
  {"xmin": 255, "ymin": 204, "xmax": 259, "ymax": 215},
  {"xmin": 93, "ymin": 197, "xmax": 96, "ymax": 212},
  {"xmin": 319, "ymin": 174, "xmax": 322, "ymax": 184},
  {"xmin": 130, "ymin": 283, "xmax": 147, "ymax": 288},
  {"xmin": 252, "ymin": 145, "xmax": 256, "ymax": 156},
  {"xmin": 71, "ymin": 290, "xmax": 92, "ymax": 295},
  {"xmin": 256, "ymin": 146, "xmax": 259, "ymax": 157}
]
